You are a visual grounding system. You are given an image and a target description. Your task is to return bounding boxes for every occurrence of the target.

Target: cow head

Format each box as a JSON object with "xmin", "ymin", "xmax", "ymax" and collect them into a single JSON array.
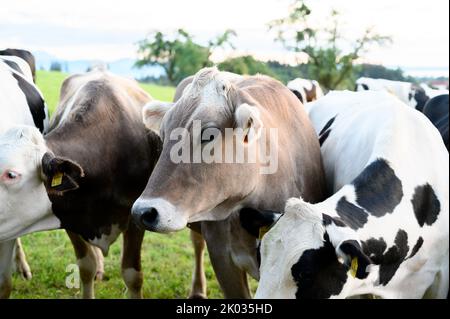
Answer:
[
  {"xmin": 409, "ymin": 85, "xmax": 430, "ymax": 112},
  {"xmin": 255, "ymin": 197, "xmax": 372, "ymax": 299},
  {"xmin": 0, "ymin": 125, "xmax": 60, "ymax": 240},
  {"xmin": 132, "ymin": 67, "xmax": 272, "ymax": 233}
]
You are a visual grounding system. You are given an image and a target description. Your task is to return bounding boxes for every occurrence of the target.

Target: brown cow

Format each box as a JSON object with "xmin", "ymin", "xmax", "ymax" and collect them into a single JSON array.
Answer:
[
  {"xmin": 0, "ymin": 70, "xmax": 161, "ymax": 298},
  {"xmin": 132, "ymin": 67, "xmax": 327, "ymax": 298}
]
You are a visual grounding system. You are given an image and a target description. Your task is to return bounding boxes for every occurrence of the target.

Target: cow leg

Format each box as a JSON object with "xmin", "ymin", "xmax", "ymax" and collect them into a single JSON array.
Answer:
[
  {"xmin": 121, "ymin": 221, "xmax": 144, "ymax": 299},
  {"xmin": 202, "ymin": 221, "xmax": 251, "ymax": 299},
  {"xmin": 92, "ymin": 247, "xmax": 104, "ymax": 281},
  {"xmin": 188, "ymin": 228, "xmax": 207, "ymax": 299},
  {"xmin": 0, "ymin": 240, "xmax": 15, "ymax": 299},
  {"xmin": 14, "ymin": 238, "xmax": 32, "ymax": 280},
  {"xmin": 66, "ymin": 230, "xmax": 97, "ymax": 299}
]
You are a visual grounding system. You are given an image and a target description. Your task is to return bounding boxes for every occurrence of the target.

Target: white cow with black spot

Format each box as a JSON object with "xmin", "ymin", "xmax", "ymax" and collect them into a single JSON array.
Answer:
[
  {"xmin": 0, "ymin": 55, "xmax": 49, "ymax": 298},
  {"xmin": 255, "ymin": 90, "xmax": 449, "ymax": 299},
  {"xmin": 356, "ymin": 77, "xmax": 430, "ymax": 111}
]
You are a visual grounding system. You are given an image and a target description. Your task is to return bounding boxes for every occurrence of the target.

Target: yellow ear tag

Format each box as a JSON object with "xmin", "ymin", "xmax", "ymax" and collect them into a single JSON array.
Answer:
[
  {"xmin": 350, "ymin": 257, "xmax": 358, "ymax": 278},
  {"xmin": 51, "ymin": 172, "xmax": 63, "ymax": 187},
  {"xmin": 258, "ymin": 225, "xmax": 270, "ymax": 240}
]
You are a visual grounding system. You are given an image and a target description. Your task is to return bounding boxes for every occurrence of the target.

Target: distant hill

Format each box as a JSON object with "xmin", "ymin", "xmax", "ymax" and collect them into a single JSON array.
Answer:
[{"xmin": 33, "ymin": 51, "xmax": 164, "ymax": 80}]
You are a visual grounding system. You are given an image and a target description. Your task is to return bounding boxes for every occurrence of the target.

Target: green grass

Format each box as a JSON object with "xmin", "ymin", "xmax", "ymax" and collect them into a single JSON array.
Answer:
[{"xmin": 11, "ymin": 70, "xmax": 257, "ymax": 299}]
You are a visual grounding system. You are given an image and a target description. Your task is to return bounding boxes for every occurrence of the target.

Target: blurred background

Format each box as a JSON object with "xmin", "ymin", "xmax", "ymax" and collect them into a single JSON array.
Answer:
[
  {"xmin": 1, "ymin": 0, "xmax": 448, "ymax": 298},
  {"xmin": 1, "ymin": 0, "xmax": 448, "ymax": 88}
]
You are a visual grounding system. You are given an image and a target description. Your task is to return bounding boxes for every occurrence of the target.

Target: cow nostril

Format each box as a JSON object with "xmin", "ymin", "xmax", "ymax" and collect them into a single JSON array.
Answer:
[{"xmin": 140, "ymin": 208, "xmax": 158, "ymax": 228}]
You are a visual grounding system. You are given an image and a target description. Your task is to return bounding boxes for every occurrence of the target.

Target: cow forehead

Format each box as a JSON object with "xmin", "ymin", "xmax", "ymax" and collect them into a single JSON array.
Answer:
[
  {"xmin": 168, "ymin": 77, "xmax": 233, "ymax": 129},
  {"xmin": 0, "ymin": 128, "xmax": 46, "ymax": 171}
]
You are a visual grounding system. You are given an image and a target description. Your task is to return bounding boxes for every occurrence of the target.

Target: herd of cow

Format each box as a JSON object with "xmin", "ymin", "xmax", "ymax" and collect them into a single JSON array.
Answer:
[{"xmin": 0, "ymin": 48, "xmax": 448, "ymax": 299}]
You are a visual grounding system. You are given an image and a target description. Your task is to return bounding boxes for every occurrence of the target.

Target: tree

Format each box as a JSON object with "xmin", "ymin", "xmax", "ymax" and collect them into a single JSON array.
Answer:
[
  {"xmin": 269, "ymin": 1, "xmax": 391, "ymax": 90},
  {"xmin": 354, "ymin": 64, "xmax": 415, "ymax": 82},
  {"xmin": 266, "ymin": 60, "xmax": 308, "ymax": 84},
  {"xmin": 136, "ymin": 29, "xmax": 236, "ymax": 85},
  {"xmin": 218, "ymin": 55, "xmax": 275, "ymax": 77},
  {"xmin": 50, "ymin": 61, "xmax": 62, "ymax": 72}
]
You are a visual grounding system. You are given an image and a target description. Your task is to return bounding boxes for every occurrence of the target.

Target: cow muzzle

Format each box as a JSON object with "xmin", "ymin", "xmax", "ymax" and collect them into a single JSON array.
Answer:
[{"xmin": 131, "ymin": 198, "xmax": 187, "ymax": 233}]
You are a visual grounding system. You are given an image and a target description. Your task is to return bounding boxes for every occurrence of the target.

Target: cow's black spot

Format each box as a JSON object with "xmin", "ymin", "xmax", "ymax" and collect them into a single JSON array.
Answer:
[
  {"xmin": 362, "ymin": 237, "xmax": 387, "ymax": 264},
  {"xmin": 363, "ymin": 230, "xmax": 409, "ymax": 286},
  {"xmin": 319, "ymin": 117, "xmax": 336, "ymax": 136},
  {"xmin": 336, "ymin": 197, "xmax": 368, "ymax": 230},
  {"xmin": 353, "ymin": 159, "xmax": 403, "ymax": 217},
  {"xmin": 11, "ymin": 73, "xmax": 46, "ymax": 132},
  {"xmin": 423, "ymin": 95, "xmax": 449, "ymax": 150},
  {"xmin": 411, "ymin": 184, "xmax": 441, "ymax": 227},
  {"xmin": 378, "ymin": 229, "xmax": 409, "ymax": 285},
  {"xmin": 291, "ymin": 233, "xmax": 348, "ymax": 299},
  {"xmin": 361, "ymin": 84, "xmax": 369, "ymax": 90},
  {"xmin": 322, "ymin": 214, "xmax": 346, "ymax": 227},
  {"xmin": 3, "ymin": 60, "xmax": 22, "ymax": 74},
  {"xmin": 318, "ymin": 116, "xmax": 336, "ymax": 146},
  {"xmin": 407, "ymin": 237, "xmax": 424, "ymax": 259},
  {"xmin": 291, "ymin": 89, "xmax": 304, "ymax": 104},
  {"xmin": 319, "ymin": 129, "xmax": 331, "ymax": 146}
]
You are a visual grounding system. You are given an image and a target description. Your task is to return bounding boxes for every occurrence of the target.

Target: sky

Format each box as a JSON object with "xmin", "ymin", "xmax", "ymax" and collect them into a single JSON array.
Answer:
[{"xmin": 1, "ymin": 0, "xmax": 449, "ymax": 75}]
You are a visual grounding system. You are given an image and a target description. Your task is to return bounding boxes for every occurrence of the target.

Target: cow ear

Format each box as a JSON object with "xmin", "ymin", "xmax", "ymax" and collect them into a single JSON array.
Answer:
[
  {"xmin": 335, "ymin": 240, "xmax": 372, "ymax": 279},
  {"xmin": 239, "ymin": 207, "xmax": 281, "ymax": 239},
  {"xmin": 235, "ymin": 103, "xmax": 263, "ymax": 144},
  {"xmin": 323, "ymin": 215, "xmax": 372, "ymax": 279},
  {"xmin": 142, "ymin": 101, "xmax": 173, "ymax": 135},
  {"xmin": 41, "ymin": 152, "xmax": 85, "ymax": 195}
]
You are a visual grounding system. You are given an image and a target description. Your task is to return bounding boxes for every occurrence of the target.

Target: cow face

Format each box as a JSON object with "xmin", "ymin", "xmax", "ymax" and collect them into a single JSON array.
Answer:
[
  {"xmin": 132, "ymin": 68, "xmax": 269, "ymax": 233},
  {"xmin": 0, "ymin": 126, "xmax": 60, "ymax": 240},
  {"xmin": 255, "ymin": 198, "xmax": 372, "ymax": 299}
]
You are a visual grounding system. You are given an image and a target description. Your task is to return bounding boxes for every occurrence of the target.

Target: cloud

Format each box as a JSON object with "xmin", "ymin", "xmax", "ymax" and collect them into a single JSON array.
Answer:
[{"xmin": 1, "ymin": 0, "xmax": 448, "ymax": 71}]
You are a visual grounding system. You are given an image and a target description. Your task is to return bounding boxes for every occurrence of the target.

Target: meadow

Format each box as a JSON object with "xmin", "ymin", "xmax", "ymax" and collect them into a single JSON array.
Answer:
[{"xmin": 10, "ymin": 70, "xmax": 257, "ymax": 299}]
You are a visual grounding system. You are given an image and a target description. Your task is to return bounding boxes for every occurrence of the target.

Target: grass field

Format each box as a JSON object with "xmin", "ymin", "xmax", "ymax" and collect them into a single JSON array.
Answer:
[{"xmin": 10, "ymin": 70, "xmax": 257, "ymax": 299}]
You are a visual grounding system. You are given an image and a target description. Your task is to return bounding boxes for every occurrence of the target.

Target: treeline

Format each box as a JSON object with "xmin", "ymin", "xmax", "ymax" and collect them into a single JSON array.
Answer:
[
  {"xmin": 139, "ymin": 53, "xmax": 422, "ymax": 89},
  {"xmin": 136, "ymin": 1, "xmax": 446, "ymax": 89}
]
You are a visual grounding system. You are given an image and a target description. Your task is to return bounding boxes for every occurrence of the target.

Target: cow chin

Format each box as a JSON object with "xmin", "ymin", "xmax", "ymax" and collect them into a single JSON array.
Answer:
[{"xmin": 131, "ymin": 198, "xmax": 188, "ymax": 233}]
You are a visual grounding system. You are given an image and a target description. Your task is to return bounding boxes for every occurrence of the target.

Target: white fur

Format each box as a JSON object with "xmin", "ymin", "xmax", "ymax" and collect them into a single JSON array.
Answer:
[
  {"xmin": 0, "ymin": 60, "xmax": 59, "ymax": 240},
  {"xmin": 256, "ymin": 90, "xmax": 449, "ymax": 299},
  {"xmin": 131, "ymin": 198, "xmax": 188, "ymax": 233},
  {"xmin": 122, "ymin": 267, "xmax": 143, "ymax": 298},
  {"xmin": 420, "ymin": 83, "xmax": 449, "ymax": 99},
  {"xmin": 355, "ymin": 77, "xmax": 418, "ymax": 108},
  {"xmin": 0, "ymin": 56, "xmax": 33, "ymax": 83},
  {"xmin": 287, "ymin": 78, "xmax": 324, "ymax": 105},
  {"xmin": 88, "ymin": 224, "xmax": 122, "ymax": 256},
  {"xmin": 0, "ymin": 62, "xmax": 37, "ymax": 133},
  {"xmin": 56, "ymin": 83, "xmax": 86, "ymax": 128},
  {"xmin": 142, "ymin": 100, "xmax": 173, "ymax": 134},
  {"xmin": 0, "ymin": 126, "xmax": 58, "ymax": 241},
  {"xmin": 235, "ymin": 103, "xmax": 263, "ymax": 143}
]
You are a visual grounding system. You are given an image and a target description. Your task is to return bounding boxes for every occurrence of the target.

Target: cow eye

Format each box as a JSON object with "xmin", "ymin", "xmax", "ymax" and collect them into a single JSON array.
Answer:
[
  {"xmin": 7, "ymin": 171, "xmax": 18, "ymax": 179},
  {"xmin": 1, "ymin": 170, "xmax": 21, "ymax": 183}
]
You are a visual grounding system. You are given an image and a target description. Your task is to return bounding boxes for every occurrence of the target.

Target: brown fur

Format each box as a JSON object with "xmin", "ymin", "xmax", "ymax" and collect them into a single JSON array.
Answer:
[
  {"xmin": 139, "ymin": 68, "xmax": 327, "ymax": 297},
  {"xmin": 43, "ymin": 71, "xmax": 161, "ymax": 298}
]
